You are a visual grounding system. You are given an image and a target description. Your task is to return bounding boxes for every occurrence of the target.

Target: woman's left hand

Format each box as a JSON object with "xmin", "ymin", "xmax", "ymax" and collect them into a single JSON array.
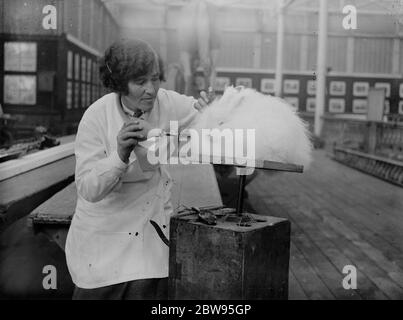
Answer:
[{"xmin": 194, "ymin": 88, "xmax": 215, "ymax": 111}]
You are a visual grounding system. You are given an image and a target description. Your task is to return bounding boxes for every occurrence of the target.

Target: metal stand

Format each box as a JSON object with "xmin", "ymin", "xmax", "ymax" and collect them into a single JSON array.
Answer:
[{"xmin": 236, "ymin": 173, "xmax": 247, "ymax": 216}]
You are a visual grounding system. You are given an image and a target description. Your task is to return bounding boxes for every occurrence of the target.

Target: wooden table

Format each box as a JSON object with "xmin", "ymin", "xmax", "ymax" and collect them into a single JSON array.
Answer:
[
  {"xmin": 0, "ymin": 136, "xmax": 75, "ymax": 231},
  {"xmin": 30, "ymin": 163, "xmax": 223, "ymax": 250}
]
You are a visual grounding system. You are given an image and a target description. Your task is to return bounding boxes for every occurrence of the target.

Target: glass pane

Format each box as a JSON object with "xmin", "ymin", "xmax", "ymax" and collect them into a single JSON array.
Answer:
[
  {"xmin": 3, "ymin": 75, "xmax": 36, "ymax": 105},
  {"xmin": 4, "ymin": 42, "xmax": 37, "ymax": 72}
]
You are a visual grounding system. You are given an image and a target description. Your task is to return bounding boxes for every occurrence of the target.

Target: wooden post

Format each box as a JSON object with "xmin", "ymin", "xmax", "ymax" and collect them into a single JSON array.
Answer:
[
  {"xmin": 253, "ymin": 32, "xmax": 262, "ymax": 69},
  {"xmin": 392, "ymin": 19, "xmax": 400, "ymax": 74},
  {"xmin": 314, "ymin": 0, "xmax": 328, "ymax": 137},
  {"xmin": 392, "ymin": 38, "xmax": 400, "ymax": 74},
  {"xmin": 275, "ymin": 0, "xmax": 285, "ymax": 98},
  {"xmin": 346, "ymin": 37, "xmax": 354, "ymax": 73}
]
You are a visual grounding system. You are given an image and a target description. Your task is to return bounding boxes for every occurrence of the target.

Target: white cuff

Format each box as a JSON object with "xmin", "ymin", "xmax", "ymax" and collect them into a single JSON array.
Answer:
[{"xmin": 108, "ymin": 150, "xmax": 129, "ymax": 171}]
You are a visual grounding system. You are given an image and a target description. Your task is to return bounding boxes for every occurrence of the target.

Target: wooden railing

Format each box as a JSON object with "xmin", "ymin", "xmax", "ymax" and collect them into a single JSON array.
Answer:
[
  {"xmin": 300, "ymin": 113, "xmax": 403, "ymax": 160},
  {"xmin": 322, "ymin": 117, "xmax": 368, "ymax": 151},
  {"xmin": 324, "ymin": 118, "xmax": 403, "ymax": 161},
  {"xmin": 373, "ymin": 122, "xmax": 403, "ymax": 161},
  {"xmin": 0, "ymin": 136, "xmax": 76, "ymax": 231},
  {"xmin": 319, "ymin": 117, "xmax": 403, "ymax": 186},
  {"xmin": 299, "ymin": 113, "xmax": 403, "ymax": 186}
]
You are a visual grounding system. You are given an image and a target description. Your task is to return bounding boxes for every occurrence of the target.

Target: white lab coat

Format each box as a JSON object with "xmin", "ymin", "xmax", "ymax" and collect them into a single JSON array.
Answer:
[{"xmin": 65, "ymin": 89, "xmax": 197, "ymax": 289}]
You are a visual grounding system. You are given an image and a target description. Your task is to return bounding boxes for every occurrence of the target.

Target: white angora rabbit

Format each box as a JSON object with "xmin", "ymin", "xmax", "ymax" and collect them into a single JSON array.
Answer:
[{"xmin": 191, "ymin": 86, "xmax": 312, "ymax": 169}]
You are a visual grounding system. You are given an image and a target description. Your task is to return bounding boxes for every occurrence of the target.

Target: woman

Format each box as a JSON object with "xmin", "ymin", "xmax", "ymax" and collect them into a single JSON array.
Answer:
[{"xmin": 65, "ymin": 38, "xmax": 210, "ymax": 300}]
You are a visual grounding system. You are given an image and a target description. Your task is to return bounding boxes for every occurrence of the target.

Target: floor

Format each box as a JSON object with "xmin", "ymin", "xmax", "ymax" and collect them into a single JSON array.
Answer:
[
  {"xmin": 1, "ymin": 150, "xmax": 403, "ymax": 299},
  {"xmin": 247, "ymin": 150, "xmax": 403, "ymax": 300},
  {"xmin": 0, "ymin": 217, "xmax": 74, "ymax": 299}
]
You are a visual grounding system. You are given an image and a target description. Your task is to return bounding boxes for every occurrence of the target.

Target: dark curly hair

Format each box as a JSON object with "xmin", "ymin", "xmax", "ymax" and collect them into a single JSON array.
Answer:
[{"xmin": 99, "ymin": 38, "xmax": 159, "ymax": 95}]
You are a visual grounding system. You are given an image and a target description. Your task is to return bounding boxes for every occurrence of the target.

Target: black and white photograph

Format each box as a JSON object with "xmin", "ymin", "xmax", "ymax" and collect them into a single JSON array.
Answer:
[
  {"xmin": 352, "ymin": 98, "xmax": 368, "ymax": 113},
  {"xmin": 283, "ymin": 79, "xmax": 300, "ymax": 94},
  {"xmin": 328, "ymin": 98, "xmax": 345, "ymax": 113},
  {"xmin": 260, "ymin": 78, "xmax": 276, "ymax": 94},
  {"xmin": 353, "ymin": 81, "xmax": 369, "ymax": 97},
  {"xmin": 329, "ymin": 80, "xmax": 346, "ymax": 96},
  {"xmin": 1, "ymin": 0, "xmax": 403, "ymax": 310},
  {"xmin": 235, "ymin": 77, "xmax": 253, "ymax": 88}
]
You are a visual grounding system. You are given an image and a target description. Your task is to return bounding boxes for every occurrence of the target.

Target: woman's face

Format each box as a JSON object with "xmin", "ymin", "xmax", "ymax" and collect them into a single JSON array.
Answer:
[{"xmin": 124, "ymin": 61, "xmax": 160, "ymax": 112}]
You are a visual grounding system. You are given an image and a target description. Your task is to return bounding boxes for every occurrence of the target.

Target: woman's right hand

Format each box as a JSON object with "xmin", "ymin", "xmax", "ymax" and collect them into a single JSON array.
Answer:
[{"xmin": 117, "ymin": 120, "xmax": 145, "ymax": 163}]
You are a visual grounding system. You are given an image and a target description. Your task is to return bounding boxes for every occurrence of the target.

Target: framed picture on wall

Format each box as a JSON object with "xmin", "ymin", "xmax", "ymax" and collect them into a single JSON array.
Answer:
[
  {"xmin": 307, "ymin": 80, "xmax": 316, "ymax": 95},
  {"xmin": 261, "ymin": 78, "xmax": 276, "ymax": 94},
  {"xmin": 67, "ymin": 51, "xmax": 73, "ymax": 80},
  {"xmin": 353, "ymin": 99, "xmax": 368, "ymax": 114},
  {"xmin": 329, "ymin": 81, "xmax": 346, "ymax": 96},
  {"xmin": 375, "ymin": 82, "xmax": 391, "ymax": 98},
  {"xmin": 236, "ymin": 77, "xmax": 252, "ymax": 88},
  {"xmin": 284, "ymin": 97, "xmax": 299, "ymax": 111},
  {"xmin": 284, "ymin": 79, "xmax": 299, "ymax": 94},
  {"xmin": 329, "ymin": 98, "xmax": 345, "ymax": 113},
  {"xmin": 215, "ymin": 77, "xmax": 231, "ymax": 91},
  {"xmin": 306, "ymin": 97, "xmax": 316, "ymax": 112},
  {"xmin": 353, "ymin": 82, "xmax": 369, "ymax": 97},
  {"xmin": 384, "ymin": 100, "xmax": 390, "ymax": 114},
  {"xmin": 4, "ymin": 75, "xmax": 36, "ymax": 105}
]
